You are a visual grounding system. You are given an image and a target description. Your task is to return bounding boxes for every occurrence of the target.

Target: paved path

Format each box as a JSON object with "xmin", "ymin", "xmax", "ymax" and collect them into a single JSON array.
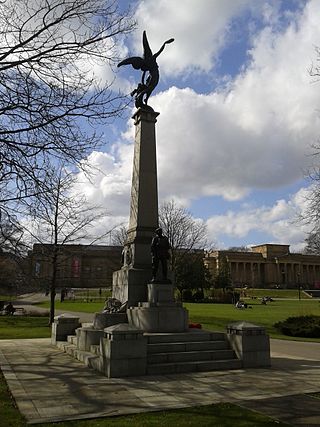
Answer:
[
  {"xmin": 2, "ymin": 292, "xmax": 320, "ymax": 425},
  {"xmin": 1, "ymin": 338, "xmax": 320, "ymax": 425},
  {"xmin": 271, "ymin": 338, "xmax": 320, "ymax": 361},
  {"xmin": 13, "ymin": 293, "xmax": 96, "ymax": 323}
]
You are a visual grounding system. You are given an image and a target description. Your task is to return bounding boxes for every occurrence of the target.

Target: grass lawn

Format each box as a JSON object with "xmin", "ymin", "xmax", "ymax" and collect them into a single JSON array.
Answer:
[
  {"xmin": 37, "ymin": 297, "xmax": 320, "ymax": 341},
  {"xmin": 37, "ymin": 300, "xmax": 104, "ymax": 313},
  {"xmin": 186, "ymin": 299, "xmax": 320, "ymax": 342},
  {"xmin": 240, "ymin": 288, "xmax": 310, "ymax": 299},
  {"xmin": 0, "ymin": 317, "xmax": 51, "ymax": 339},
  {"xmin": 0, "ymin": 295, "xmax": 17, "ymax": 301}
]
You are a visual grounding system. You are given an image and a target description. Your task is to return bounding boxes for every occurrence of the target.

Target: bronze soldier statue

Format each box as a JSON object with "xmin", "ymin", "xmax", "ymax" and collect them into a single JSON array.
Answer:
[{"xmin": 151, "ymin": 228, "xmax": 171, "ymax": 282}]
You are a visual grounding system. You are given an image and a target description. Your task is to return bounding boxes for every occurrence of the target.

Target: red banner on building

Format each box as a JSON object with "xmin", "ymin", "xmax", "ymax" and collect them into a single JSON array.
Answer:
[{"xmin": 72, "ymin": 258, "xmax": 80, "ymax": 278}]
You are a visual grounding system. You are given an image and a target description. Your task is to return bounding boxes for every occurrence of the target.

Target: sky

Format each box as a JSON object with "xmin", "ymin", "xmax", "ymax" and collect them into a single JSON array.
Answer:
[{"xmin": 74, "ymin": 0, "xmax": 320, "ymax": 252}]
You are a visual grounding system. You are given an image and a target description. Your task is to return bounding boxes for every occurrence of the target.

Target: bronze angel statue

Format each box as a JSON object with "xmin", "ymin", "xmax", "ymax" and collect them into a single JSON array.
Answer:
[{"xmin": 118, "ymin": 31, "xmax": 174, "ymax": 110}]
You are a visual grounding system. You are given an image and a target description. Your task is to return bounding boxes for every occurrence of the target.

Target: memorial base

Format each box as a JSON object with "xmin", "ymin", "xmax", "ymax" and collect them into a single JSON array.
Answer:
[
  {"xmin": 227, "ymin": 321, "xmax": 271, "ymax": 368},
  {"xmin": 112, "ymin": 266, "xmax": 151, "ymax": 308},
  {"xmin": 127, "ymin": 305, "xmax": 188, "ymax": 332},
  {"xmin": 102, "ymin": 324, "xmax": 147, "ymax": 377},
  {"xmin": 93, "ymin": 312, "xmax": 128, "ymax": 329},
  {"xmin": 127, "ymin": 282, "xmax": 189, "ymax": 333},
  {"xmin": 51, "ymin": 315, "xmax": 81, "ymax": 344}
]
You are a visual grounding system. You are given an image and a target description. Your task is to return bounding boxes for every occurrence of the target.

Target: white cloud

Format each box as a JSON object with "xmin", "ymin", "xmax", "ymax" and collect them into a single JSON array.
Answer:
[
  {"xmin": 206, "ymin": 187, "xmax": 312, "ymax": 250},
  {"xmin": 73, "ymin": 149, "xmax": 132, "ymax": 224},
  {"xmin": 133, "ymin": 0, "xmax": 251, "ymax": 75},
  {"xmin": 70, "ymin": 1, "xmax": 320, "ymax": 249},
  {"xmin": 138, "ymin": 0, "xmax": 320, "ymax": 202}
]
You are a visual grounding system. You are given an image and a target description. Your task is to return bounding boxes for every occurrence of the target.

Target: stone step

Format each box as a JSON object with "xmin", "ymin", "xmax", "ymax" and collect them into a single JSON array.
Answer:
[
  {"xmin": 75, "ymin": 348, "xmax": 100, "ymax": 367},
  {"xmin": 147, "ymin": 340, "xmax": 229, "ymax": 354},
  {"xmin": 67, "ymin": 335, "xmax": 77, "ymax": 345},
  {"xmin": 56, "ymin": 341, "xmax": 78, "ymax": 357},
  {"xmin": 56, "ymin": 341, "xmax": 69, "ymax": 351},
  {"xmin": 81, "ymin": 322, "xmax": 94, "ymax": 328},
  {"xmin": 148, "ymin": 349, "xmax": 235, "ymax": 364},
  {"xmin": 90, "ymin": 344, "xmax": 101, "ymax": 355},
  {"xmin": 146, "ymin": 358, "xmax": 242, "ymax": 375},
  {"xmin": 56, "ymin": 341, "xmax": 102, "ymax": 372},
  {"xmin": 145, "ymin": 330, "xmax": 225, "ymax": 344}
]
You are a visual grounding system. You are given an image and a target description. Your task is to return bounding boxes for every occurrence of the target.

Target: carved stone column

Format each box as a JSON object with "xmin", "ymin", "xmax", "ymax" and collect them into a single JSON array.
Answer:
[
  {"xmin": 112, "ymin": 108, "xmax": 160, "ymax": 307},
  {"xmin": 126, "ymin": 108, "xmax": 159, "ymax": 268}
]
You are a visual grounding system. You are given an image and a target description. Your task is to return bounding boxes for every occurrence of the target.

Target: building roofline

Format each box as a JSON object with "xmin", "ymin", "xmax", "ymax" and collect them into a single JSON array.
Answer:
[{"xmin": 251, "ymin": 243, "xmax": 290, "ymax": 248}]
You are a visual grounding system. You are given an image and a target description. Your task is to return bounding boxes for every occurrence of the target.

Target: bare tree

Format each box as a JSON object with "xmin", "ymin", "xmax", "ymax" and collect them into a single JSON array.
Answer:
[
  {"xmin": 304, "ymin": 230, "xmax": 320, "ymax": 254},
  {"xmin": 111, "ymin": 224, "xmax": 128, "ymax": 246},
  {"xmin": 26, "ymin": 165, "xmax": 112, "ymax": 324},
  {"xmin": 159, "ymin": 200, "xmax": 213, "ymax": 297},
  {"xmin": 0, "ymin": 0, "xmax": 135, "ymax": 217},
  {"xmin": 300, "ymin": 48, "xmax": 320, "ymax": 247},
  {"xmin": 297, "ymin": 168, "xmax": 320, "ymax": 250},
  {"xmin": 159, "ymin": 200, "xmax": 209, "ymax": 264},
  {"xmin": 227, "ymin": 246, "xmax": 251, "ymax": 252},
  {"xmin": 0, "ymin": 211, "xmax": 28, "ymax": 255}
]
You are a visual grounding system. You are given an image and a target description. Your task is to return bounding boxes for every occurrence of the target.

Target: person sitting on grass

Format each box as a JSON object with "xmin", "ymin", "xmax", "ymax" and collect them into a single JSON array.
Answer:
[
  {"xmin": 4, "ymin": 302, "xmax": 15, "ymax": 315},
  {"xmin": 235, "ymin": 300, "xmax": 247, "ymax": 309}
]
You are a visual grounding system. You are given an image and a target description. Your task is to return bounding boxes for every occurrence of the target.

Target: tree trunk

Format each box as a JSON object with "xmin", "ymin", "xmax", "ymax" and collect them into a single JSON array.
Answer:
[{"xmin": 49, "ymin": 250, "xmax": 58, "ymax": 325}]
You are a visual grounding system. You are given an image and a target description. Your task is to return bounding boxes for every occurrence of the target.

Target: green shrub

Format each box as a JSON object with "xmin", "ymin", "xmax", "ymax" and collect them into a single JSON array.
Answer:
[
  {"xmin": 193, "ymin": 289, "xmax": 204, "ymax": 302},
  {"xmin": 274, "ymin": 315, "xmax": 320, "ymax": 338},
  {"xmin": 182, "ymin": 289, "xmax": 193, "ymax": 302}
]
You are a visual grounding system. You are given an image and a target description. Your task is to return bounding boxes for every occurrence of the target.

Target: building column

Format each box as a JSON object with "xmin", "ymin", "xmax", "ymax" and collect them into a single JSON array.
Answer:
[{"xmin": 251, "ymin": 263, "xmax": 255, "ymax": 287}]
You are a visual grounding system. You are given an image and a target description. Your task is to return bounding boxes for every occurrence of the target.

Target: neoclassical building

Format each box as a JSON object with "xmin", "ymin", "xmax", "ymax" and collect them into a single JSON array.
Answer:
[{"xmin": 204, "ymin": 244, "xmax": 320, "ymax": 289}]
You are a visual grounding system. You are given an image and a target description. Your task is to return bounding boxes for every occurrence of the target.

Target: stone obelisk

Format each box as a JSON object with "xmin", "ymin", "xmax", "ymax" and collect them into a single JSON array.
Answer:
[{"xmin": 112, "ymin": 108, "xmax": 159, "ymax": 307}]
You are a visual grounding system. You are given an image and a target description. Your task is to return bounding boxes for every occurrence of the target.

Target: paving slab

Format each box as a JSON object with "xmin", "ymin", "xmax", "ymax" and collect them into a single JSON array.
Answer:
[
  {"xmin": 239, "ymin": 394, "xmax": 320, "ymax": 426},
  {"xmin": 0, "ymin": 338, "xmax": 320, "ymax": 424}
]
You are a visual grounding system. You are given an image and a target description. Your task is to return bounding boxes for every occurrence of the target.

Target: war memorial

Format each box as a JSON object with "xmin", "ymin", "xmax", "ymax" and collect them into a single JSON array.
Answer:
[{"xmin": 52, "ymin": 31, "xmax": 270, "ymax": 378}]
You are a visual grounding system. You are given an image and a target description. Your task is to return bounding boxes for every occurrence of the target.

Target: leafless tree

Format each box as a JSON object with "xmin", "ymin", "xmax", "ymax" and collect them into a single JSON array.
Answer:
[
  {"xmin": 227, "ymin": 246, "xmax": 251, "ymax": 252},
  {"xmin": 158, "ymin": 200, "xmax": 214, "ymax": 299},
  {"xmin": 0, "ymin": 212, "xmax": 28, "ymax": 255},
  {"xmin": 298, "ymin": 168, "xmax": 320, "ymax": 250},
  {"xmin": 304, "ymin": 231, "xmax": 320, "ymax": 255},
  {"xmin": 111, "ymin": 224, "xmax": 128, "ymax": 246},
  {"xmin": 159, "ymin": 200, "xmax": 211, "ymax": 266},
  {"xmin": 299, "ymin": 48, "xmax": 320, "ymax": 250},
  {"xmin": 26, "ymin": 164, "xmax": 113, "ymax": 324},
  {"xmin": 0, "ymin": 0, "xmax": 135, "ymax": 218}
]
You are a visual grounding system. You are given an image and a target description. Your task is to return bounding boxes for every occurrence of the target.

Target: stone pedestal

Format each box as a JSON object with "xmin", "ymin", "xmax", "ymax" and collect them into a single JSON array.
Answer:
[
  {"xmin": 93, "ymin": 312, "xmax": 128, "ymax": 329},
  {"xmin": 128, "ymin": 306, "xmax": 188, "ymax": 333},
  {"xmin": 127, "ymin": 282, "xmax": 189, "ymax": 333},
  {"xmin": 101, "ymin": 324, "xmax": 147, "ymax": 378},
  {"xmin": 51, "ymin": 315, "xmax": 81, "ymax": 344},
  {"xmin": 113, "ymin": 267, "xmax": 151, "ymax": 308},
  {"xmin": 227, "ymin": 321, "xmax": 271, "ymax": 368},
  {"xmin": 148, "ymin": 282, "xmax": 175, "ymax": 305}
]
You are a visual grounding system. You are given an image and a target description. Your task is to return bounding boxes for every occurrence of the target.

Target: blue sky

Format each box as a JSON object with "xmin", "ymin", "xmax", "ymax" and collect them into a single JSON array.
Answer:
[{"xmin": 74, "ymin": 0, "xmax": 320, "ymax": 251}]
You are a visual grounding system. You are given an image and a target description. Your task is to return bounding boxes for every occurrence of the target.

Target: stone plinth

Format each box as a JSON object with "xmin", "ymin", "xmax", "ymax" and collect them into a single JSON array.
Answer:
[
  {"xmin": 127, "ymin": 305, "xmax": 188, "ymax": 333},
  {"xmin": 77, "ymin": 327, "xmax": 104, "ymax": 352},
  {"xmin": 227, "ymin": 321, "xmax": 271, "ymax": 368},
  {"xmin": 102, "ymin": 323, "xmax": 147, "ymax": 377},
  {"xmin": 127, "ymin": 281, "xmax": 188, "ymax": 332},
  {"xmin": 51, "ymin": 315, "xmax": 81, "ymax": 344},
  {"xmin": 148, "ymin": 282, "xmax": 175, "ymax": 305},
  {"xmin": 113, "ymin": 267, "xmax": 151, "ymax": 308},
  {"xmin": 93, "ymin": 312, "xmax": 128, "ymax": 330}
]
